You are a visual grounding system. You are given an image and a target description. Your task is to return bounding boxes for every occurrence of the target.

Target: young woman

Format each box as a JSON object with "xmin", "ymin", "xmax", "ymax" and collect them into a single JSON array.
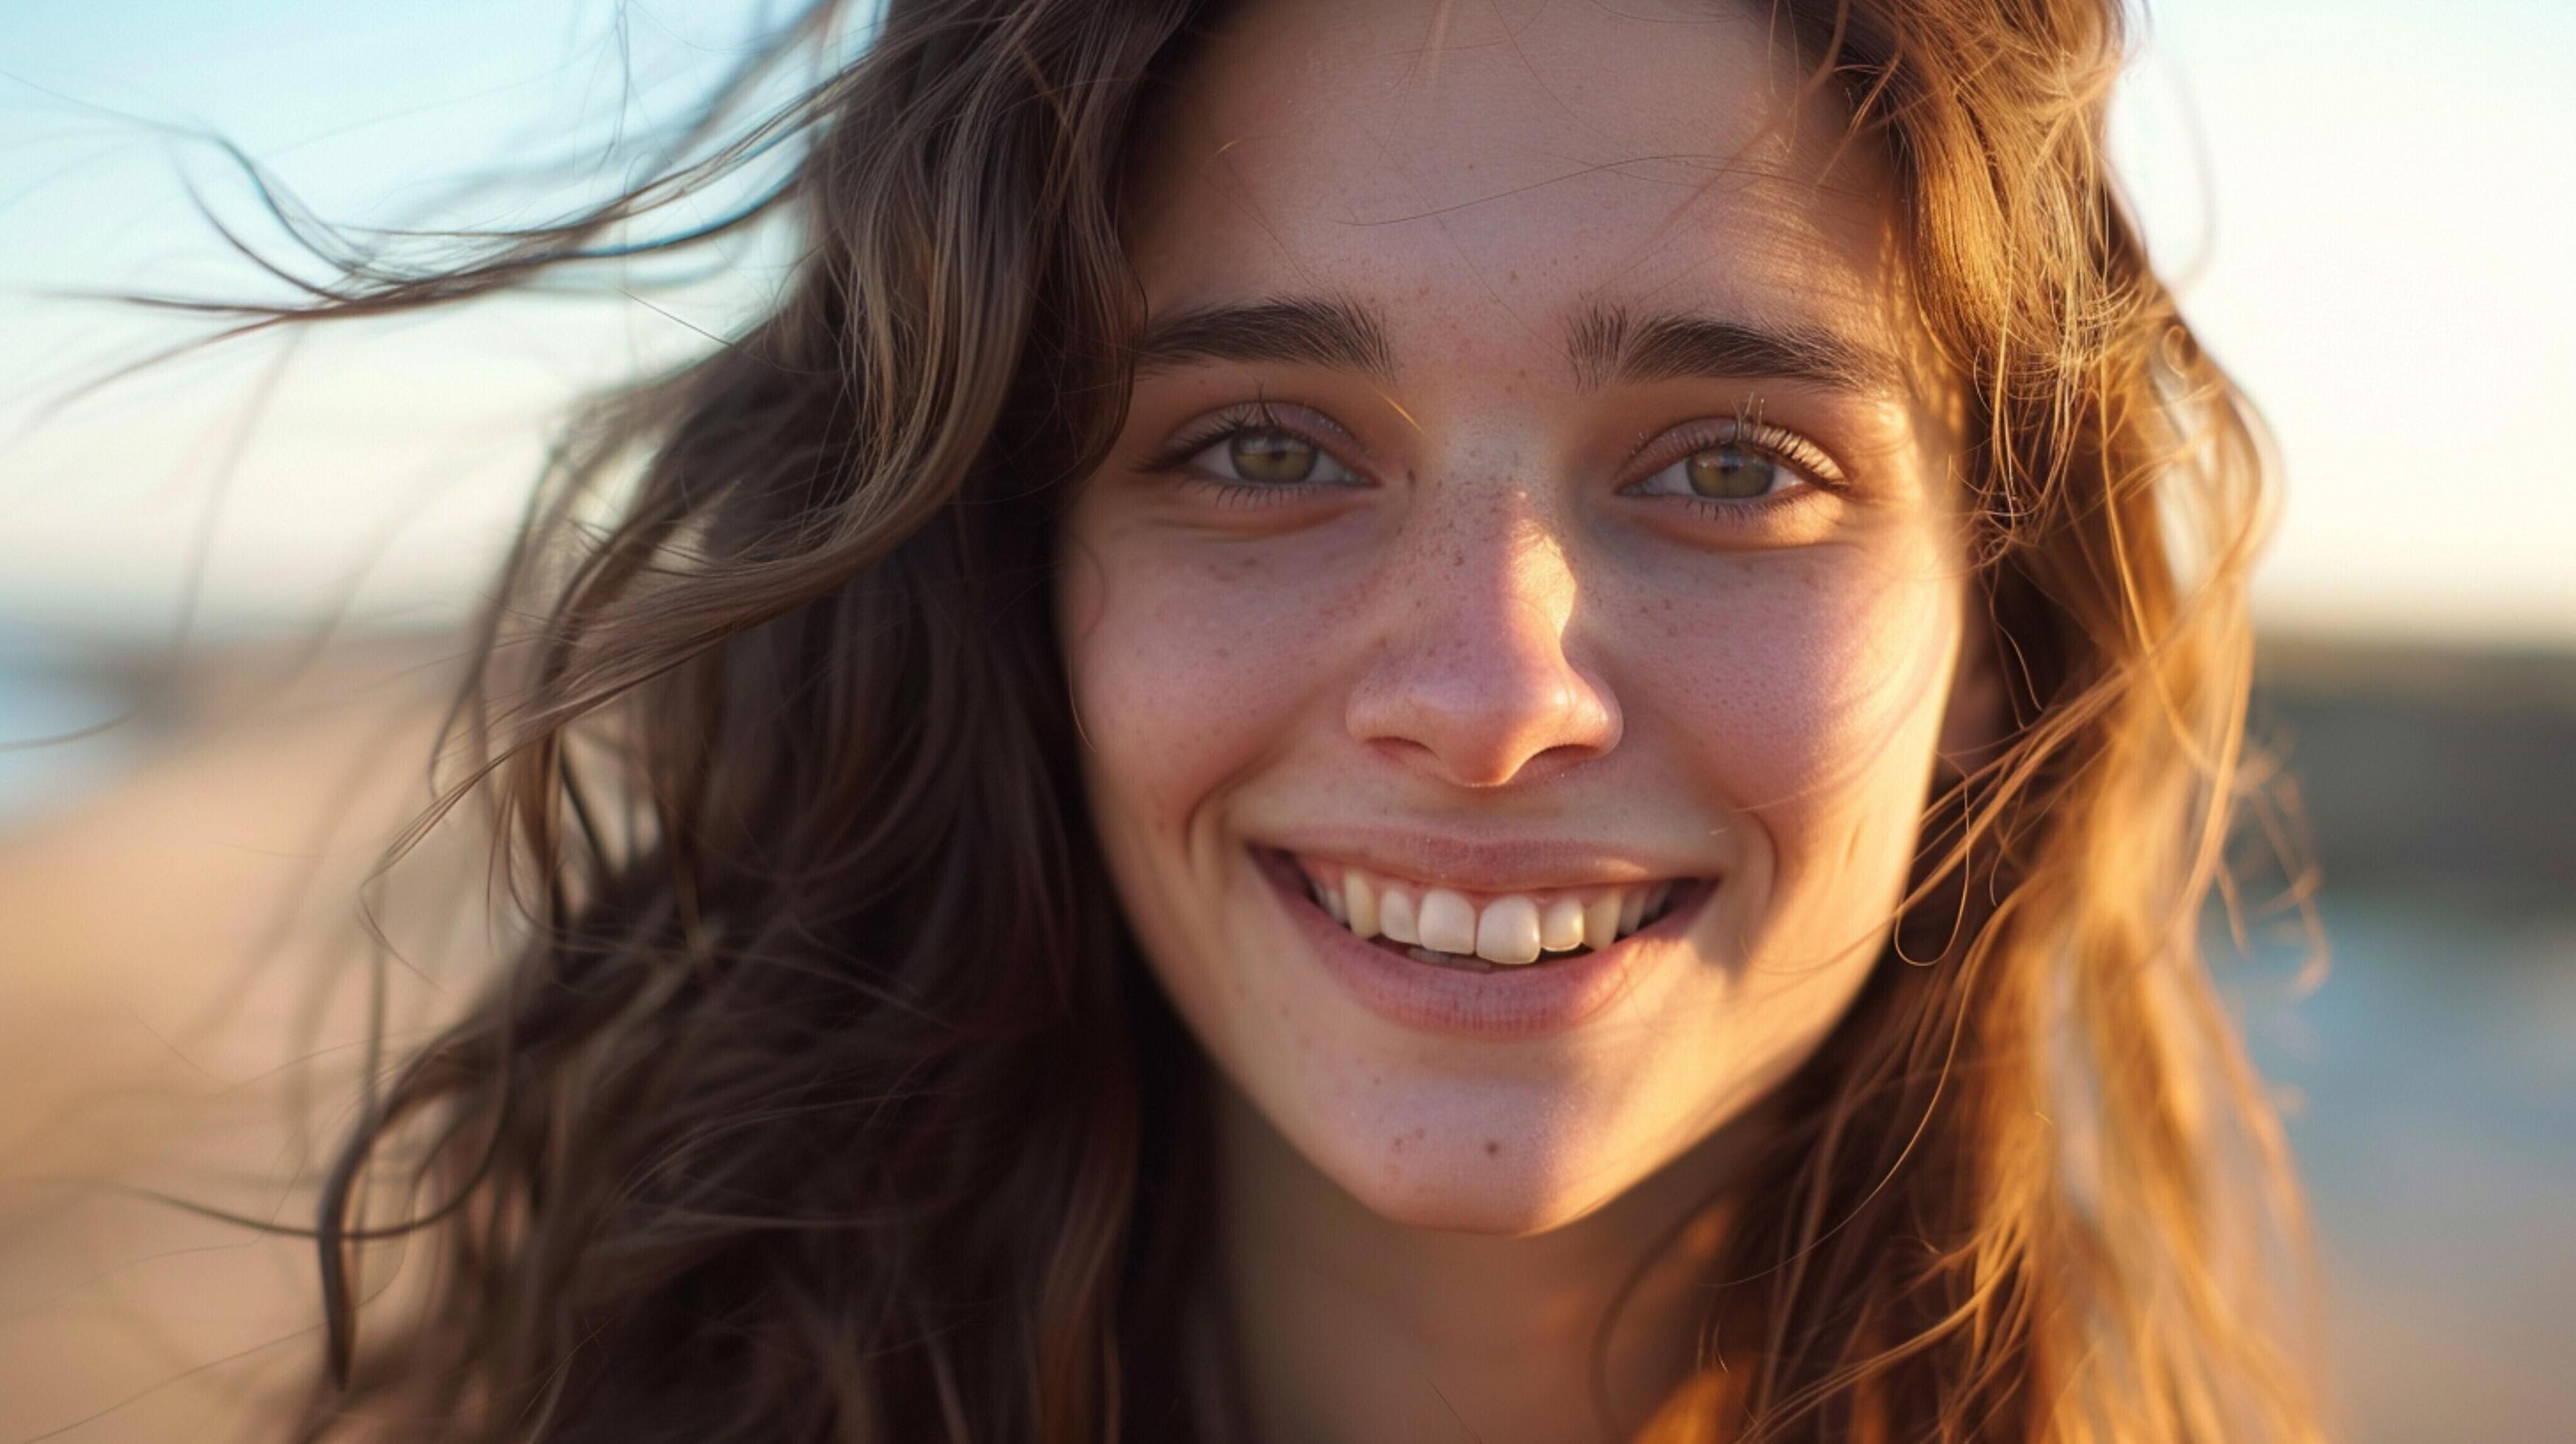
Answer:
[{"xmin": 276, "ymin": 0, "xmax": 2314, "ymax": 1437}]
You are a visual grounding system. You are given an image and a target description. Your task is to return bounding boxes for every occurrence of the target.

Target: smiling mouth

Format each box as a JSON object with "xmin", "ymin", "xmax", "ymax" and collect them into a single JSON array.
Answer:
[{"xmin": 1258, "ymin": 847, "xmax": 1708, "ymax": 974}]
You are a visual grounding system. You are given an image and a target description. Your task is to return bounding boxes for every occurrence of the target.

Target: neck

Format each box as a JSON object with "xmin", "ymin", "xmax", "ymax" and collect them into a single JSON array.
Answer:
[{"xmin": 1212, "ymin": 1084, "xmax": 1763, "ymax": 1444}]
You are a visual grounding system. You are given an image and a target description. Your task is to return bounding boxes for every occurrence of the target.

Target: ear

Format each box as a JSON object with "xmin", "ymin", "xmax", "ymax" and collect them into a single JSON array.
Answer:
[{"xmin": 1936, "ymin": 581, "xmax": 2011, "ymax": 778}]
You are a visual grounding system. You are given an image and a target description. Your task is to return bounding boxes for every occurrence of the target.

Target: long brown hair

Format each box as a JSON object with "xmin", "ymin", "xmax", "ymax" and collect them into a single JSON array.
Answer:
[{"xmin": 218, "ymin": 0, "xmax": 2316, "ymax": 1437}]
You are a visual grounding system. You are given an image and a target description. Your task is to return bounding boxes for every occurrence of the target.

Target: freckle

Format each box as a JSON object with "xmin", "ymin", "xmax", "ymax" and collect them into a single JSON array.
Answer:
[
  {"xmin": 1391, "ymin": 1135, "xmax": 1405, "ymax": 1152},
  {"xmin": 1485, "ymin": 1139, "xmax": 1501, "ymax": 1157}
]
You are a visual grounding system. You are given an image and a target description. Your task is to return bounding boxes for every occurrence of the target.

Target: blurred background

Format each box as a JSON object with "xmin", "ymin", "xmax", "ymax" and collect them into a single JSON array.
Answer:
[{"xmin": 1, "ymin": 1, "xmax": 2569, "ymax": 1438}]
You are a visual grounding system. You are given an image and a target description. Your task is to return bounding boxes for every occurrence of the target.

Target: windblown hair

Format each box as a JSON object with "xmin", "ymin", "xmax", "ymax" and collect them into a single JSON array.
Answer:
[{"xmin": 242, "ymin": 0, "xmax": 2314, "ymax": 1438}]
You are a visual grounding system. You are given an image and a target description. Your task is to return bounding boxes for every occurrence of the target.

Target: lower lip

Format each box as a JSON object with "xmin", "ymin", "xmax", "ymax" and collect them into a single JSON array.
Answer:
[{"xmin": 1259, "ymin": 853, "xmax": 1698, "ymax": 1041}]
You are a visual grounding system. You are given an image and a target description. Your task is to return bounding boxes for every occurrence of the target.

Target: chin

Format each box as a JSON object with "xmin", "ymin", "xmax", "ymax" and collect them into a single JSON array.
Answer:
[
  {"xmin": 1340, "ymin": 1162, "xmax": 1607, "ymax": 1236},
  {"xmin": 1271, "ymin": 1070, "xmax": 1648, "ymax": 1236}
]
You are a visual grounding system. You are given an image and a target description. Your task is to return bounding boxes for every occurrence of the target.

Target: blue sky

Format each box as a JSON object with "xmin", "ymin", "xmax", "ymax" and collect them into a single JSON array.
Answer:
[{"xmin": 3, "ymin": 0, "xmax": 2570, "ymax": 644}]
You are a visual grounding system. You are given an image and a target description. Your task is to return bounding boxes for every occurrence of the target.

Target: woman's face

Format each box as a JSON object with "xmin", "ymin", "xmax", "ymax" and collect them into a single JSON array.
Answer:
[{"xmin": 1060, "ymin": 0, "xmax": 1979, "ymax": 1234}]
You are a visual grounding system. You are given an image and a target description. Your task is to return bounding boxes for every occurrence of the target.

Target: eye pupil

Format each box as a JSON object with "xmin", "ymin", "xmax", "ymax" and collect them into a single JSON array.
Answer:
[
  {"xmin": 1686, "ymin": 445, "xmax": 1774, "ymax": 500},
  {"xmin": 1229, "ymin": 428, "xmax": 1316, "ymax": 484}
]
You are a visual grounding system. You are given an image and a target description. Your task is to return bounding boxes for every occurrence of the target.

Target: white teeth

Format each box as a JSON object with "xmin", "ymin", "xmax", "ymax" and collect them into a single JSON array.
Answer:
[
  {"xmin": 1378, "ymin": 886, "xmax": 1419, "ymax": 945},
  {"xmin": 1307, "ymin": 862, "xmax": 1689, "ymax": 962},
  {"xmin": 1540, "ymin": 897, "xmax": 1586, "ymax": 953},
  {"xmin": 1417, "ymin": 889, "xmax": 1478, "ymax": 956},
  {"xmin": 1583, "ymin": 894, "xmax": 1621, "ymax": 950},
  {"xmin": 1475, "ymin": 894, "xmax": 1543, "ymax": 965},
  {"xmin": 1343, "ymin": 870, "xmax": 1380, "ymax": 939}
]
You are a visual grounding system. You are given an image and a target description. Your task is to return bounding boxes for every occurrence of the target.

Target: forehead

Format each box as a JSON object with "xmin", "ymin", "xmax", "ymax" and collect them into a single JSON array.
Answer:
[{"xmin": 1125, "ymin": 0, "xmax": 1909, "ymax": 385}]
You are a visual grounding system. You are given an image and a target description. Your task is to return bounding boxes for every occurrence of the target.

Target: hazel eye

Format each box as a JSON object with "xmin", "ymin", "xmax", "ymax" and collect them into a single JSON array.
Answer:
[
  {"xmin": 1189, "ymin": 427, "xmax": 1361, "ymax": 488},
  {"xmin": 1632, "ymin": 442, "xmax": 1800, "ymax": 502}
]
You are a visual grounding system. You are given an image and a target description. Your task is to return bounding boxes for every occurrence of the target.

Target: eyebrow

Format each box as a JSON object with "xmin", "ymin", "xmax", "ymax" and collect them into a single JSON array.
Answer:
[
  {"xmin": 1134, "ymin": 295, "xmax": 1400, "ymax": 385},
  {"xmin": 1562, "ymin": 301, "xmax": 1903, "ymax": 396},
  {"xmin": 1134, "ymin": 293, "xmax": 1900, "ymax": 396}
]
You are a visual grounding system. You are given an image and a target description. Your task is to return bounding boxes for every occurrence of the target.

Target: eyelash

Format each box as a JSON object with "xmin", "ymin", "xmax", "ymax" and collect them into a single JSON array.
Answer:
[
  {"xmin": 1146, "ymin": 398, "xmax": 1844, "ymax": 520},
  {"xmin": 1623, "ymin": 406, "xmax": 1847, "ymax": 522},
  {"xmin": 1145, "ymin": 398, "xmax": 1364, "ymax": 508}
]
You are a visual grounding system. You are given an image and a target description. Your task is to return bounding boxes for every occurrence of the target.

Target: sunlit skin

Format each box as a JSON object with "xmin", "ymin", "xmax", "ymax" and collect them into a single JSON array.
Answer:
[{"xmin": 1057, "ymin": 0, "xmax": 1992, "ymax": 1437}]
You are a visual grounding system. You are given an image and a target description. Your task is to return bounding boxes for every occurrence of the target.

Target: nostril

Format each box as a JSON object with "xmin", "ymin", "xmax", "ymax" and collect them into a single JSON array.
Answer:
[
  {"xmin": 1350, "ymin": 690, "xmax": 1619, "ymax": 789},
  {"xmin": 1520, "ymin": 740, "xmax": 1609, "ymax": 781},
  {"xmin": 1343, "ymin": 599, "xmax": 1621, "ymax": 788}
]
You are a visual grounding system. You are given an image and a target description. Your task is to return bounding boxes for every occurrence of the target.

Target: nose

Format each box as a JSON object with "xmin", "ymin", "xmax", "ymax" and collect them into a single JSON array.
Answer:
[{"xmin": 1345, "ymin": 505, "xmax": 1621, "ymax": 788}]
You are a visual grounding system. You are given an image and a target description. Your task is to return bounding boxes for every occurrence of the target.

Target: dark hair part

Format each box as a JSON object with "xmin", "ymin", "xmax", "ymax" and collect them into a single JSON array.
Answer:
[{"xmin": 230, "ymin": 1, "xmax": 2317, "ymax": 1439}]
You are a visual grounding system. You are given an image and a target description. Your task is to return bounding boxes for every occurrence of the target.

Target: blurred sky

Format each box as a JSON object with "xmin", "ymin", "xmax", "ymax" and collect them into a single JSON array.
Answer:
[{"xmin": 1, "ymin": 0, "xmax": 2570, "ymax": 645}]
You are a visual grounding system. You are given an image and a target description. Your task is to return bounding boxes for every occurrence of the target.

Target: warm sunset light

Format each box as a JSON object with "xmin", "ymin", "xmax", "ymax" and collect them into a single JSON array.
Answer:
[{"xmin": 2, "ymin": 4, "xmax": 2566, "ymax": 1440}]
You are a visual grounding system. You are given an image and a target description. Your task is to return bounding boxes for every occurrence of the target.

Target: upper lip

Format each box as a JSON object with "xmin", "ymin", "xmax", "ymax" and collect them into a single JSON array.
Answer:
[{"xmin": 1255, "ymin": 827, "xmax": 1715, "ymax": 895}]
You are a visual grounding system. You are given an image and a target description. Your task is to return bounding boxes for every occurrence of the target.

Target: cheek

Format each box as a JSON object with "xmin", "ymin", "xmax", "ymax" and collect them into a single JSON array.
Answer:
[
  {"xmin": 1059, "ymin": 528, "xmax": 1358, "ymax": 838},
  {"xmin": 1059, "ymin": 525, "xmax": 1372, "ymax": 1093},
  {"xmin": 1624, "ymin": 544, "xmax": 1959, "ymax": 873}
]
